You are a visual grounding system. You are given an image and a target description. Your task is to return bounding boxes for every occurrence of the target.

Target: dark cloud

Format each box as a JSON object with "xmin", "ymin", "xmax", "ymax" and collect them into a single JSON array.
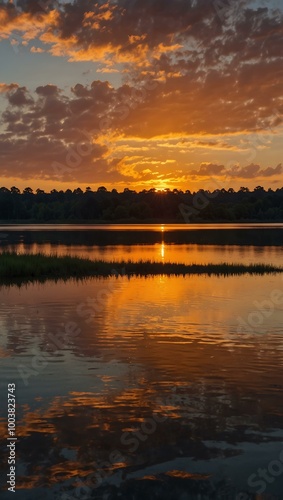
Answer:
[
  {"xmin": 192, "ymin": 163, "xmax": 226, "ymax": 176},
  {"xmin": 71, "ymin": 83, "xmax": 90, "ymax": 98},
  {"xmin": 192, "ymin": 163, "xmax": 283, "ymax": 179},
  {"xmin": 7, "ymin": 86, "xmax": 34, "ymax": 106},
  {"xmin": 36, "ymin": 84, "xmax": 59, "ymax": 96},
  {"xmin": 15, "ymin": 0, "xmax": 57, "ymax": 14},
  {"xmin": 231, "ymin": 163, "xmax": 283, "ymax": 179}
]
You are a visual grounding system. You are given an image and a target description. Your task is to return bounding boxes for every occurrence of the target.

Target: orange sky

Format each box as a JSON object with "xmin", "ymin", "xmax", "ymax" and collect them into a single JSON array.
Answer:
[{"xmin": 0, "ymin": 0, "xmax": 282, "ymax": 192}]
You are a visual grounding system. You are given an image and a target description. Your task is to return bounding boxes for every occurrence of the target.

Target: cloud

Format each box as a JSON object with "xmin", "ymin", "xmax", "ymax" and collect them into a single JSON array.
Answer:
[
  {"xmin": 0, "ymin": 4, "xmax": 59, "ymax": 42},
  {"xmin": 0, "ymin": 1, "xmax": 282, "ymax": 188},
  {"xmin": 0, "ymin": 73, "xmax": 281, "ymax": 187},
  {"xmin": 0, "ymin": 82, "xmax": 19, "ymax": 93},
  {"xmin": 7, "ymin": 86, "xmax": 34, "ymax": 106},
  {"xmin": 191, "ymin": 163, "xmax": 283, "ymax": 180},
  {"xmin": 35, "ymin": 84, "xmax": 59, "ymax": 96},
  {"xmin": 191, "ymin": 163, "xmax": 226, "ymax": 176},
  {"xmin": 30, "ymin": 46, "xmax": 44, "ymax": 53},
  {"xmin": 0, "ymin": 2, "xmax": 282, "ymax": 129},
  {"xmin": 230, "ymin": 163, "xmax": 283, "ymax": 179},
  {"xmin": 0, "ymin": 1, "xmax": 280, "ymax": 72}
]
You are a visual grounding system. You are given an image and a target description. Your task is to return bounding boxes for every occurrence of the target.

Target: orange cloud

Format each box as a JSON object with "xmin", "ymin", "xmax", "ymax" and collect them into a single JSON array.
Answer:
[
  {"xmin": 0, "ymin": 8, "xmax": 59, "ymax": 42},
  {"xmin": 0, "ymin": 1, "xmax": 282, "ymax": 191},
  {"xmin": 0, "ymin": 82, "xmax": 19, "ymax": 93},
  {"xmin": 30, "ymin": 46, "xmax": 44, "ymax": 53}
]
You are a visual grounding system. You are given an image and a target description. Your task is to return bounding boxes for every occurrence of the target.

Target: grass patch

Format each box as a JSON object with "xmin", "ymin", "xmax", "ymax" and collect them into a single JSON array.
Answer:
[{"xmin": 0, "ymin": 252, "xmax": 282, "ymax": 286}]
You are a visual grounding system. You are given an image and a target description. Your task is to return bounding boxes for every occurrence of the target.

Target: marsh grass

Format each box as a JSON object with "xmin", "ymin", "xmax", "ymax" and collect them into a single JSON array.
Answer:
[{"xmin": 0, "ymin": 251, "xmax": 282, "ymax": 286}]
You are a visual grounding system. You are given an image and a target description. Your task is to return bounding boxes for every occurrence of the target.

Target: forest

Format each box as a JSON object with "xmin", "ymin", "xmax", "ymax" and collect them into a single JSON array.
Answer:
[{"xmin": 0, "ymin": 185, "xmax": 282, "ymax": 222}]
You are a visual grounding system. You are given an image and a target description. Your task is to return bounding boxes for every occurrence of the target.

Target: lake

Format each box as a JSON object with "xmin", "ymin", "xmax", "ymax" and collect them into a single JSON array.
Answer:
[{"xmin": 0, "ymin": 224, "xmax": 283, "ymax": 499}]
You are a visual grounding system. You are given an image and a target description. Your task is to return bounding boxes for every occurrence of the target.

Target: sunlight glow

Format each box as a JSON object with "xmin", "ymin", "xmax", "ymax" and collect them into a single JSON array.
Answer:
[{"xmin": 160, "ymin": 242, "xmax": 165, "ymax": 260}]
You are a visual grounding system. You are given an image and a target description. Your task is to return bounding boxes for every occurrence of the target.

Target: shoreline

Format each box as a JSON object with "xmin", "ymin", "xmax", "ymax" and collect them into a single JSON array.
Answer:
[{"xmin": 0, "ymin": 219, "xmax": 282, "ymax": 225}]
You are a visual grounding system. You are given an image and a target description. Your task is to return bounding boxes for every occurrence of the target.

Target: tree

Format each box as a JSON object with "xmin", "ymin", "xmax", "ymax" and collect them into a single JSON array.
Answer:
[
  {"xmin": 23, "ymin": 187, "xmax": 33, "ymax": 194},
  {"xmin": 129, "ymin": 201, "xmax": 152, "ymax": 219},
  {"xmin": 113, "ymin": 205, "xmax": 129, "ymax": 219},
  {"xmin": 0, "ymin": 185, "xmax": 282, "ymax": 222},
  {"xmin": 10, "ymin": 186, "xmax": 20, "ymax": 195}
]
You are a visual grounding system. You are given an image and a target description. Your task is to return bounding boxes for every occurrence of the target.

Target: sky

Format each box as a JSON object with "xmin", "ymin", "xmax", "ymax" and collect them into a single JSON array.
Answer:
[{"xmin": 0, "ymin": 0, "xmax": 282, "ymax": 192}]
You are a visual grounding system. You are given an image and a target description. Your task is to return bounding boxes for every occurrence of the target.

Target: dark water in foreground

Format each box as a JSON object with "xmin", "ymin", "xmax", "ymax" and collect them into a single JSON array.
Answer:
[{"xmin": 0, "ymin": 224, "xmax": 283, "ymax": 499}]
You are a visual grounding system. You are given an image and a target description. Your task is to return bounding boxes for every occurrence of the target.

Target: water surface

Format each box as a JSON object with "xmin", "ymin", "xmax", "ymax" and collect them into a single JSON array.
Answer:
[{"xmin": 0, "ymin": 225, "xmax": 283, "ymax": 499}]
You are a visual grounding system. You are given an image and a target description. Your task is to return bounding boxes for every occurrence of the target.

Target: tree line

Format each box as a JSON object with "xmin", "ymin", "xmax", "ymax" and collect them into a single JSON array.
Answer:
[{"xmin": 0, "ymin": 185, "xmax": 282, "ymax": 222}]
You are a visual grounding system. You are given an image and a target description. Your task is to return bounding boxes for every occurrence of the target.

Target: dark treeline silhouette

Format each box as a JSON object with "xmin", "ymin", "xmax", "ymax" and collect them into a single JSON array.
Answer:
[{"xmin": 0, "ymin": 185, "xmax": 283, "ymax": 222}]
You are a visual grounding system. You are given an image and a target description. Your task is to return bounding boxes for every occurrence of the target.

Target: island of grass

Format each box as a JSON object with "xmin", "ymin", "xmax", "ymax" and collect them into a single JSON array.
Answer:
[{"xmin": 0, "ymin": 252, "xmax": 282, "ymax": 285}]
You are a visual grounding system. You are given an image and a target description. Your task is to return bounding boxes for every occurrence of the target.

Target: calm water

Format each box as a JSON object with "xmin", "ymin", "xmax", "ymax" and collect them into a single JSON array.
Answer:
[{"xmin": 0, "ymin": 224, "xmax": 283, "ymax": 499}]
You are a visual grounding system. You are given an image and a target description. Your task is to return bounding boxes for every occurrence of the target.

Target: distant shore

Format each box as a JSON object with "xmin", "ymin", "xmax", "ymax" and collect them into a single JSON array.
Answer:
[
  {"xmin": 0, "ymin": 252, "xmax": 282, "ymax": 286},
  {"xmin": 0, "ymin": 219, "xmax": 282, "ymax": 225},
  {"xmin": 0, "ymin": 219, "xmax": 283, "ymax": 227}
]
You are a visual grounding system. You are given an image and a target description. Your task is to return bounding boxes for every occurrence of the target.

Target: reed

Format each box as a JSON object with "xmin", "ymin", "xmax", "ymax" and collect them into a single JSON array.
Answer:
[{"xmin": 0, "ymin": 251, "xmax": 282, "ymax": 285}]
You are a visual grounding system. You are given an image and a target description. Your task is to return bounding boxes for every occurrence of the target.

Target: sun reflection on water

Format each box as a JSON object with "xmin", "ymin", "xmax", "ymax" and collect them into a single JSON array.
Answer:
[{"xmin": 160, "ymin": 242, "xmax": 165, "ymax": 260}]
